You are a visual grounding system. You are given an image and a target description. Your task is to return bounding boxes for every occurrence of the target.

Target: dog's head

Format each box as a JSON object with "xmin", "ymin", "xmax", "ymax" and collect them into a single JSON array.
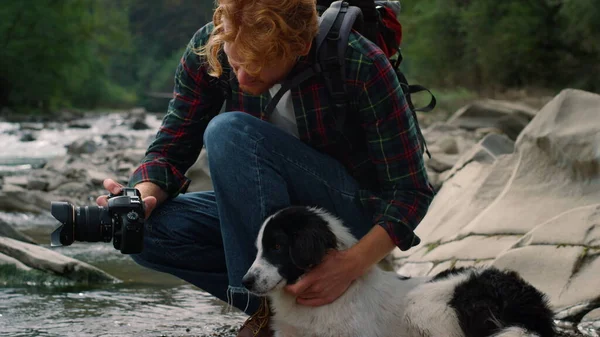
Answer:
[{"xmin": 242, "ymin": 206, "xmax": 355, "ymax": 296}]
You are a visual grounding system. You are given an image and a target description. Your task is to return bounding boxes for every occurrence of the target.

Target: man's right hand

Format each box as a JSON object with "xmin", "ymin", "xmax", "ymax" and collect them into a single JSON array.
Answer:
[{"xmin": 96, "ymin": 179, "xmax": 167, "ymax": 219}]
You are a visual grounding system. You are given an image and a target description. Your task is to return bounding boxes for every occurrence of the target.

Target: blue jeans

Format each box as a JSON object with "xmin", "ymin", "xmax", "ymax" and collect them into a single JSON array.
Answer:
[{"xmin": 131, "ymin": 112, "xmax": 372, "ymax": 315}]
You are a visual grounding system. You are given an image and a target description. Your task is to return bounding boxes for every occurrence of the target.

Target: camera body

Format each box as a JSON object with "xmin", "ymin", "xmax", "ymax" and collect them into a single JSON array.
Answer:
[{"xmin": 50, "ymin": 187, "xmax": 145, "ymax": 254}]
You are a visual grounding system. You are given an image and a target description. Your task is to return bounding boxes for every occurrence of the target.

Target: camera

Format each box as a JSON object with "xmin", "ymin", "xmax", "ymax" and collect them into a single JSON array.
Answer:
[{"xmin": 50, "ymin": 187, "xmax": 145, "ymax": 254}]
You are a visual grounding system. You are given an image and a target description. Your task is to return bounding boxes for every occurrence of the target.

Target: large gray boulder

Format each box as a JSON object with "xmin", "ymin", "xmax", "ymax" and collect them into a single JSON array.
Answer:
[{"xmin": 394, "ymin": 89, "xmax": 600, "ymax": 334}]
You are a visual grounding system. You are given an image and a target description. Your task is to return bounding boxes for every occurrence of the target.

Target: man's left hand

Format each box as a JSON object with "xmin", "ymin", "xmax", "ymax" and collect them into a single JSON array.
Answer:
[{"xmin": 284, "ymin": 249, "xmax": 365, "ymax": 306}]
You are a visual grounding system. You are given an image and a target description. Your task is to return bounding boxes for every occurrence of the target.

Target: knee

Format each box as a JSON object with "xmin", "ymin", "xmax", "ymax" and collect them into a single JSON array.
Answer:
[
  {"xmin": 204, "ymin": 111, "xmax": 259, "ymax": 163},
  {"xmin": 204, "ymin": 111, "xmax": 252, "ymax": 148}
]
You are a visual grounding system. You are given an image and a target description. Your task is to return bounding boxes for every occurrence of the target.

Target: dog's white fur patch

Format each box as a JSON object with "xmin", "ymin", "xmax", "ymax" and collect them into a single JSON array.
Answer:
[
  {"xmin": 245, "ymin": 214, "xmax": 286, "ymax": 295},
  {"xmin": 403, "ymin": 272, "xmax": 471, "ymax": 337},
  {"xmin": 491, "ymin": 327, "xmax": 541, "ymax": 337}
]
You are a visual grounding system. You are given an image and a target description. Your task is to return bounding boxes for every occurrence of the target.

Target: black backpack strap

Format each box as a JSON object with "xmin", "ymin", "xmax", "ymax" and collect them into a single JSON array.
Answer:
[
  {"xmin": 208, "ymin": 49, "xmax": 234, "ymax": 110},
  {"xmin": 266, "ymin": 1, "xmax": 363, "ymax": 134},
  {"xmin": 317, "ymin": 1, "xmax": 363, "ymax": 134},
  {"xmin": 263, "ymin": 1, "xmax": 347, "ymax": 118},
  {"xmin": 263, "ymin": 66, "xmax": 317, "ymax": 117},
  {"xmin": 407, "ymin": 84, "xmax": 437, "ymax": 113}
]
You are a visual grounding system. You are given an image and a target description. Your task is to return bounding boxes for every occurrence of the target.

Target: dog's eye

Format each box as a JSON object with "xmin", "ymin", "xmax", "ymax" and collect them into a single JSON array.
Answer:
[{"xmin": 274, "ymin": 244, "xmax": 281, "ymax": 251}]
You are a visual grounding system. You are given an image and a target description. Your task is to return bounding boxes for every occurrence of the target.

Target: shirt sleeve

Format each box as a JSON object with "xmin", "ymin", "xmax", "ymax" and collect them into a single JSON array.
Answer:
[
  {"xmin": 357, "ymin": 52, "xmax": 435, "ymax": 251},
  {"xmin": 128, "ymin": 24, "xmax": 224, "ymax": 197}
]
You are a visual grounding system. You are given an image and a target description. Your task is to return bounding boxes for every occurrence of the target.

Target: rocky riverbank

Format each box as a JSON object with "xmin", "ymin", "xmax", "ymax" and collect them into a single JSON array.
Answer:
[{"xmin": 395, "ymin": 89, "xmax": 600, "ymax": 337}]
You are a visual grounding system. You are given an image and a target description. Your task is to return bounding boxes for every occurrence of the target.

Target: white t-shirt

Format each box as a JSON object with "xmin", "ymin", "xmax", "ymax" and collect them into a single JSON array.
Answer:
[{"xmin": 268, "ymin": 83, "xmax": 299, "ymax": 138}]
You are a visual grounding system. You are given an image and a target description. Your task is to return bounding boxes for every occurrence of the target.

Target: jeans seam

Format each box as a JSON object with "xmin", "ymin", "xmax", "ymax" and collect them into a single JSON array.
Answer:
[
  {"xmin": 154, "ymin": 205, "xmax": 190, "ymax": 217},
  {"xmin": 254, "ymin": 137, "xmax": 267, "ymax": 221}
]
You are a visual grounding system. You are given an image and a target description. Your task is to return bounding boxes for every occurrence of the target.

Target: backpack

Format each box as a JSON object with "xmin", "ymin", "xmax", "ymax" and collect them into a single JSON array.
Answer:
[
  {"xmin": 213, "ymin": 0, "xmax": 435, "ymax": 157},
  {"xmin": 310, "ymin": 0, "xmax": 435, "ymax": 158}
]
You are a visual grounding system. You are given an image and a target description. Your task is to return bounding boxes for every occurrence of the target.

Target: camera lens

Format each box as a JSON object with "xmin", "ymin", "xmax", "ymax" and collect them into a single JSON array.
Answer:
[
  {"xmin": 51, "ymin": 202, "xmax": 113, "ymax": 247},
  {"xmin": 74, "ymin": 206, "xmax": 112, "ymax": 242},
  {"xmin": 50, "ymin": 202, "xmax": 75, "ymax": 246}
]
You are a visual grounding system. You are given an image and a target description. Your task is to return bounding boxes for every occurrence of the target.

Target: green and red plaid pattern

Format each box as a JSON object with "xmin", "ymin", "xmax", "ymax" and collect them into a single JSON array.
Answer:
[{"xmin": 130, "ymin": 23, "xmax": 434, "ymax": 251}]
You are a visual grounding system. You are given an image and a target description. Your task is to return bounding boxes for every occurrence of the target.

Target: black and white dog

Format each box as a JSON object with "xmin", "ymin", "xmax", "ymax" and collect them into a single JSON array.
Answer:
[{"xmin": 242, "ymin": 206, "xmax": 556, "ymax": 337}]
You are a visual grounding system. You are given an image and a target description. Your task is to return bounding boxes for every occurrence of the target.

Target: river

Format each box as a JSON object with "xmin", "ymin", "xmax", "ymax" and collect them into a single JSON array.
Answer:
[{"xmin": 0, "ymin": 113, "xmax": 247, "ymax": 337}]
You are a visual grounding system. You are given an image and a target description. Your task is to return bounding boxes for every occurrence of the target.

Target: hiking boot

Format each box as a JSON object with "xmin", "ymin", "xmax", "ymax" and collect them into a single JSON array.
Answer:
[{"xmin": 236, "ymin": 297, "xmax": 274, "ymax": 337}]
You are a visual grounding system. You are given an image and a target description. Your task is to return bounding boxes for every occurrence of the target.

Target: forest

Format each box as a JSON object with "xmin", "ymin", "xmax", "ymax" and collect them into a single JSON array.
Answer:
[{"xmin": 1, "ymin": 0, "xmax": 598, "ymax": 114}]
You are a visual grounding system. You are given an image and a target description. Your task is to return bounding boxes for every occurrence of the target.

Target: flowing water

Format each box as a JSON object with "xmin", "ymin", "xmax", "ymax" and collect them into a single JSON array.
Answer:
[
  {"xmin": 0, "ymin": 113, "xmax": 247, "ymax": 337},
  {"xmin": 0, "ymin": 212, "xmax": 246, "ymax": 337},
  {"xmin": 0, "ymin": 112, "xmax": 158, "ymax": 164}
]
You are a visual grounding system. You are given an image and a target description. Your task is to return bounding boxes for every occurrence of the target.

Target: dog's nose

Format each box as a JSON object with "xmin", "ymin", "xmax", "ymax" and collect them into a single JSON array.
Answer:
[{"xmin": 242, "ymin": 274, "xmax": 255, "ymax": 290}]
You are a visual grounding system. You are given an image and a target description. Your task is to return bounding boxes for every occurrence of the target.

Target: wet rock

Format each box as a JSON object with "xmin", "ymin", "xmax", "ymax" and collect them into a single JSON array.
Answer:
[
  {"xmin": 579, "ymin": 309, "xmax": 600, "ymax": 337},
  {"xmin": 4, "ymin": 175, "xmax": 28, "ymax": 188},
  {"xmin": 128, "ymin": 107, "xmax": 150, "ymax": 130},
  {"xmin": 130, "ymin": 118, "xmax": 150, "ymax": 130},
  {"xmin": 0, "ymin": 252, "xmax": 32, "ymax": 271},
  {"xmin": 19, "ymin": 131, "xmax": 36, "ymax": 142},
  {"xmin": 27, "ymin": 170, "xmax": 65, "ymax": 191},
  {"xmin": 66, "ymin": 138, "xmax": 98, "ymax": 155},
  {"xmin": 102, "ymin": 134, "xmax": 137, "ymax": 150},
  {"xmin": 0, "ymin": 236, "xmax": 120, "ymax": 284},
  {"xmin": 87, "ymin": 168, "xmax": 112, "ymax": 186},
  {"xmin": 27, "ymin": 178, "xmax": 50, "ymax": 191},
  {"xmin": 0, "ymin": 218, "xmax": 36, "ymax": 244},
  {"xmin": 0, "ymin": 184, "xmax": 79, "ymax": 214},
  {"xmin": 53, "ymin": 181, "xmax": 92, "ymax": 196},
  {"xmin": 43, "ymin": 155, "xmax": 75, "ymax": 173},
  {"xmin": 68, "ymin": 121, "xmax": 92, "ymax": 129},
  {"xmin": 20, "ymin": 122, "xmax": 44, "ymax": 131}
]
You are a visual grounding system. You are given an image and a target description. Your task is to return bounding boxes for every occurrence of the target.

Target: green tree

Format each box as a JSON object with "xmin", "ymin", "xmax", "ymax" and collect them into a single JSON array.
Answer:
[
  {"xmin": 556, "ymin": 0, "xmax": 600, "ymax": 90},
  {"xmin": 399, "ymin": 0, "xmax": 467, "ymax": 88},
  {"xmin": 125, "ymin": 0, "xmax": 215, "ymax": 110},
  {"xmin": 0, "ymin": 0, "xmax": 133, "ymax": 112},
  {"xmin": 400, "ymin": 0, "xmax": 600, "ymax": 93}
]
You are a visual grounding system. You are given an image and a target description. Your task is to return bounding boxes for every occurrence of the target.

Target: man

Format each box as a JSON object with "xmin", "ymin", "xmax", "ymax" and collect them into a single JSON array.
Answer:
[{"xmin": 97, "ymin": 0, "xmax": 434, "ymax": 336}]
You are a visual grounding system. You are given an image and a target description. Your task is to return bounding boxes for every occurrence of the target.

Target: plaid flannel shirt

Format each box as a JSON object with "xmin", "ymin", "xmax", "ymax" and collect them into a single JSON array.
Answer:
[{"xmin": 129, "ymin": 23, "xmax": 434, "ymax": 251}]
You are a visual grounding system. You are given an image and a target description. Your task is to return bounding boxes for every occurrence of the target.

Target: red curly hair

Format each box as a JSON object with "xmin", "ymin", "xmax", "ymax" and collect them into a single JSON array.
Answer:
[{"xmin": 198, "ymin": 0, "xmax": 319, "ymax": 78}]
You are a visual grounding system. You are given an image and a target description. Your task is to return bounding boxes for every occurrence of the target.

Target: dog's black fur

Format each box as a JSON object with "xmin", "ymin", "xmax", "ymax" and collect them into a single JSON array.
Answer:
[
  {"xmin": 260, "ymin": 206, "xmax": 337, "ymax": 284},
  {"xmin": 443, "ymin": 267, "xmax": 556, "ymax": 337}
]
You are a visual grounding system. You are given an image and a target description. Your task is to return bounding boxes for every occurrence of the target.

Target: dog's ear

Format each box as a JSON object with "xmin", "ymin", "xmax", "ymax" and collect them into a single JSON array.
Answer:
[{"xmin": 289, "ymin": 221, "xmax": 337, "ymax": 270}]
